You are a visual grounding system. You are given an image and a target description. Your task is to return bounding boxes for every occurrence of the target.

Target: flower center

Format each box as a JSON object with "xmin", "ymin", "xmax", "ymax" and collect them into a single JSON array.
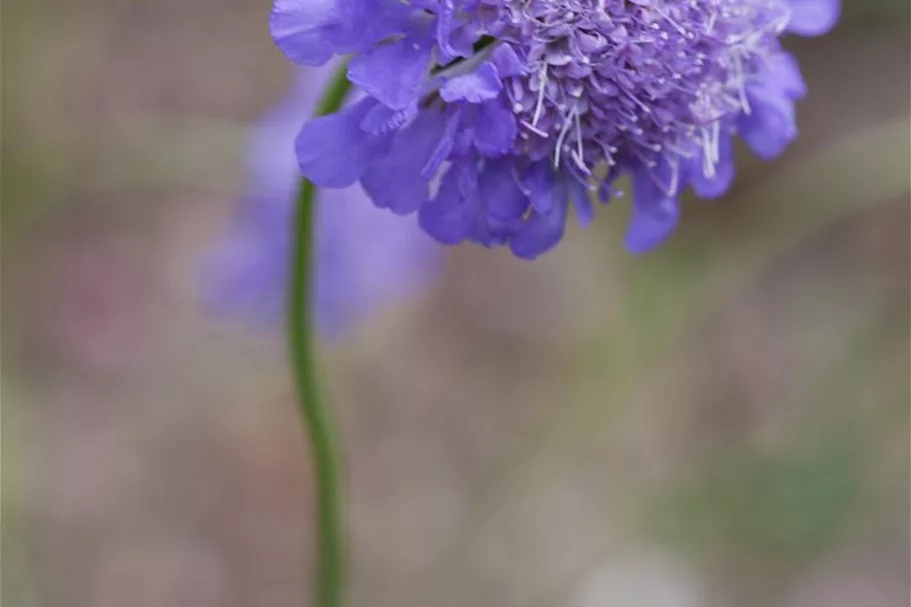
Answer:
[{"xmin": 486, "ymin": 0, "xmax": 790, "ymax": 176}]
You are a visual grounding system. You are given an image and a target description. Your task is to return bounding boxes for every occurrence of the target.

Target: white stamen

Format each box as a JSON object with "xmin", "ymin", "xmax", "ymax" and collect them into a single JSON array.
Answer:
[{"xmin": 532, "ymin": 65, "xmax": 548, "ymax": 127}]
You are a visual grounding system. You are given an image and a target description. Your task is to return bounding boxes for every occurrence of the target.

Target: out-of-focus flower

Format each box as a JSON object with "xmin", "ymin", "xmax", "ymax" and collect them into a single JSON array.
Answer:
[
  {"xmin": 204, "ymin": 67, "xmax": 441, "ymax": 336},
  {"xmin": 271, "ymin": 0, "xmax": 839, "ymax": 259}
]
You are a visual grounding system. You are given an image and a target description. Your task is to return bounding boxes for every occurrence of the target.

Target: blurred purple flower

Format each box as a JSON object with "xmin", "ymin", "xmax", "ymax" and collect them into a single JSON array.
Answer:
[
  {"xmin": 271, "ymin": 0, "xmax": 839, "ymax": 259},
  {"xmin": 203, "ymin": 67, "xmax": 441, "ymax": 336}
]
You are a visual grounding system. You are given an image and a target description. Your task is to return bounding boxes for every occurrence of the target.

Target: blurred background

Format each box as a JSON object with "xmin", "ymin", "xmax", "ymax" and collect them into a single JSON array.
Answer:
[{"xmin": 2, "ymin": 1, "xmax": 909, "ymax": 606}]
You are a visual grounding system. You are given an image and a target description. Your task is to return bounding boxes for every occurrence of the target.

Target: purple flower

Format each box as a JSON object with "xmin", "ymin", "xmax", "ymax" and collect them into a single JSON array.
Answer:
[
  {"xmin": 204, "ymin": 67, "xmax": 441, "ymax": 336},
  {"xmin": 271, "ymin": 0, "xmax": 839, "ymax": 259}
]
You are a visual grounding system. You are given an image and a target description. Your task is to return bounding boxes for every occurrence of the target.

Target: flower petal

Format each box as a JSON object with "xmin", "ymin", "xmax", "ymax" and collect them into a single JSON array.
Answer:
[
  {"xmin": 440, "ymin": 63, "xmax": 503, "ymax": 103},
  {"xmin": 509, "ymin": 197, "xmax": 568, "ymax": 260},
  {"xmin": 490, "ymin": 44, "xmax": 525, "ymax": 78},
  {"xmin": 419, "ymin": 161, "xmax": 480, "ymax": 244},
  {"xmin": 329, "ymin": 0, "xmax": 414, "ymax": 53},
  {"xmin": 569, "ymin": 179, "xmax": 595, "ymax": 227},
  {"xmin": 738, "ymin": 90, "xmax": 798, "ymax": 160},
  {"xmin": 473, "ymin": 100, "xmax": 517, "ymax": 157},
  {"xmin": 270, "ymin": 0, "xmax": 338, "ymax": 66},
  {"xmin": 625, "ymin": 168, "xmax": 680, "ymax": 254},
  {"xmin": 348, "ymin": 37, "xmax": 432, "ymax": 110},
  {"xmin": 422, "ymin": 108, "xmax": 462, "ymax": 179},
  {"xmin": 787, "ymin": 0, "xmax": 840, "ymax": 36},
  {"xmin": 521, "ymin": 161, "xmax": 557, "ymax": 214},
  {"xmin": 479, "ymin": 159, "xmax": 527, "ymax": 221},
  {"xmin": 510, "ymin": 166, "xmax": 567, "ymax": 259},
  {"xmin": 436, "ymin": 0, "xmax": 457, "ymax": 56},
  {"xmin": 296, "ymin": 98, "xmax": 378, "ymax": 187},
  {"xmin": 362, "ymin": 110, "xmax": 447, "ymax": 214},
  {"xmin": 762, "ymin": 52, "xmax": 807, "ymax": 100},
  {"xmin": 360, "ymin": 101, "xmax": 419, "ymax": 135}
]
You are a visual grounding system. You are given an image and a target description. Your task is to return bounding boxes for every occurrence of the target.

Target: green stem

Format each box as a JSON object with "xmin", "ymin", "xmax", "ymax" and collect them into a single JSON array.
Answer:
[{"xmin": 287, "ymin": 64, "xmax": 352, "ymax": 607}]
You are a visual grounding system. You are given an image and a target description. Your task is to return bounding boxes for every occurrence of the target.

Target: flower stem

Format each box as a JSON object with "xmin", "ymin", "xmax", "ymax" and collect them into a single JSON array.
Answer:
[{"xmin": 287, "ymin": 64, "xmax": 351, "ymax": 607}]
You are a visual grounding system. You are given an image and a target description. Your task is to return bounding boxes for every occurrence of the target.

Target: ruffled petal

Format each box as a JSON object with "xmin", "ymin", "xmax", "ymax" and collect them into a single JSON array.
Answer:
[
  {"xmin": 509, "ymin": 198, "xmax": 568, "ymax": 260},
  {"xmin": 787, "ymin": 0, "xmax": 840, "ymax": 36},
  {"xmin": 440, "ymin": 63, "xmax": 503, "ymax": 103},
  {"xmin": 436, "ymin": 0, "xmax": 457, "ymax": 57},
  {"xmin": 270, "ymin": 0, "xmax": 338, "ymax": 66},
  {"xmin": 509, "ymin": 165, "xmax": 567, "ymax": 259},
  {"xmin": 738, "ymin": 90, "xmax": 797, "ymax": 160},
  {"xmin": 360, "ymin": 99, "xmax": 419, "ymax": 135},
  {"xmin": 419, "ymin": 161, "xmax": 480, "ymax": 244},
  {"xmin": 478, "ymin": 159, "xmax": 527, "ymax": 221},
  {"xmin": 296, "ymin": 98, "xmax": 377, "ymax": 187},
  {"xmin": 473, "ymin": 100, "xmax": 517, "ymax": 157},
  {"xmin": 734, "ymin": 49, "xmax": 807, "ymax": 160},
  {"xmin": 329, "ymin": 0, "xmax": 414, "ymax": 53},
  {"xmin": 762, "ymin": 52, "xmax": 807, "ymax": 100},
  {"xmin": 625, "ymin": 168, "xmax": 680, "ymax": 254},
  {"xmin": 569, "ymin": 179, "xmax": 595, "ymax": 227},
  {"xmin": 490, "ymin": 44, "xmax": 525, "ymax": 78},
  {"xmin": 422, "ymin": 108, "xmax": 462, "ymax": 179},
  {"xmin": 435, "ymin": 0, "xmax": 472, "ymax": 61},
  {"xmin": 362, "ymin": 110, "xmax": 448, "ymax": 214},
  {"xmin": 348, "ymin": 37, "xmax": 432, "ymax": 110},
  {"xmin": 521, "ymin": 161, "xmax": 557, "ymax": 214}
]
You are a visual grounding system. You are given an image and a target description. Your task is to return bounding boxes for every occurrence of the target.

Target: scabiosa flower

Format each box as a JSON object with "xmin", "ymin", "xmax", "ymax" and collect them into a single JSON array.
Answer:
[
  {"xmin": 203, "ymin": 67, "xmax": 441, "ymax": 336},
  {"xmin": 271, "ymin": 0, "xmax": 839, "ymax": 258}
]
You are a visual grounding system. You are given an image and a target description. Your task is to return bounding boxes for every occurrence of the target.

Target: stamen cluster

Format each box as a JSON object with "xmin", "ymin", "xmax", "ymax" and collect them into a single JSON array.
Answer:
[{"xmin": 494, "ymin": 0, "xmax": 790, "ymax": 178}]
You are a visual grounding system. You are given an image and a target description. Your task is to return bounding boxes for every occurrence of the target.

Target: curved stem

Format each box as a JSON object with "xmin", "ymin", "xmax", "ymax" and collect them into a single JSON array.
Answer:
[{"xmin": 287, "ymin": 64, "xmax": 352, "ymax": 607}]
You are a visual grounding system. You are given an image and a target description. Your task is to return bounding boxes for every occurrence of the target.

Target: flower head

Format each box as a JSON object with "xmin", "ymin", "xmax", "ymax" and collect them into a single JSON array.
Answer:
[
  {"xmin": 204, "ymin": 67, "xmax": 441, "ymax": 336},
  {"xmin": 273, "ymin": 0, "xmax": 839, "ymax": 258}
]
